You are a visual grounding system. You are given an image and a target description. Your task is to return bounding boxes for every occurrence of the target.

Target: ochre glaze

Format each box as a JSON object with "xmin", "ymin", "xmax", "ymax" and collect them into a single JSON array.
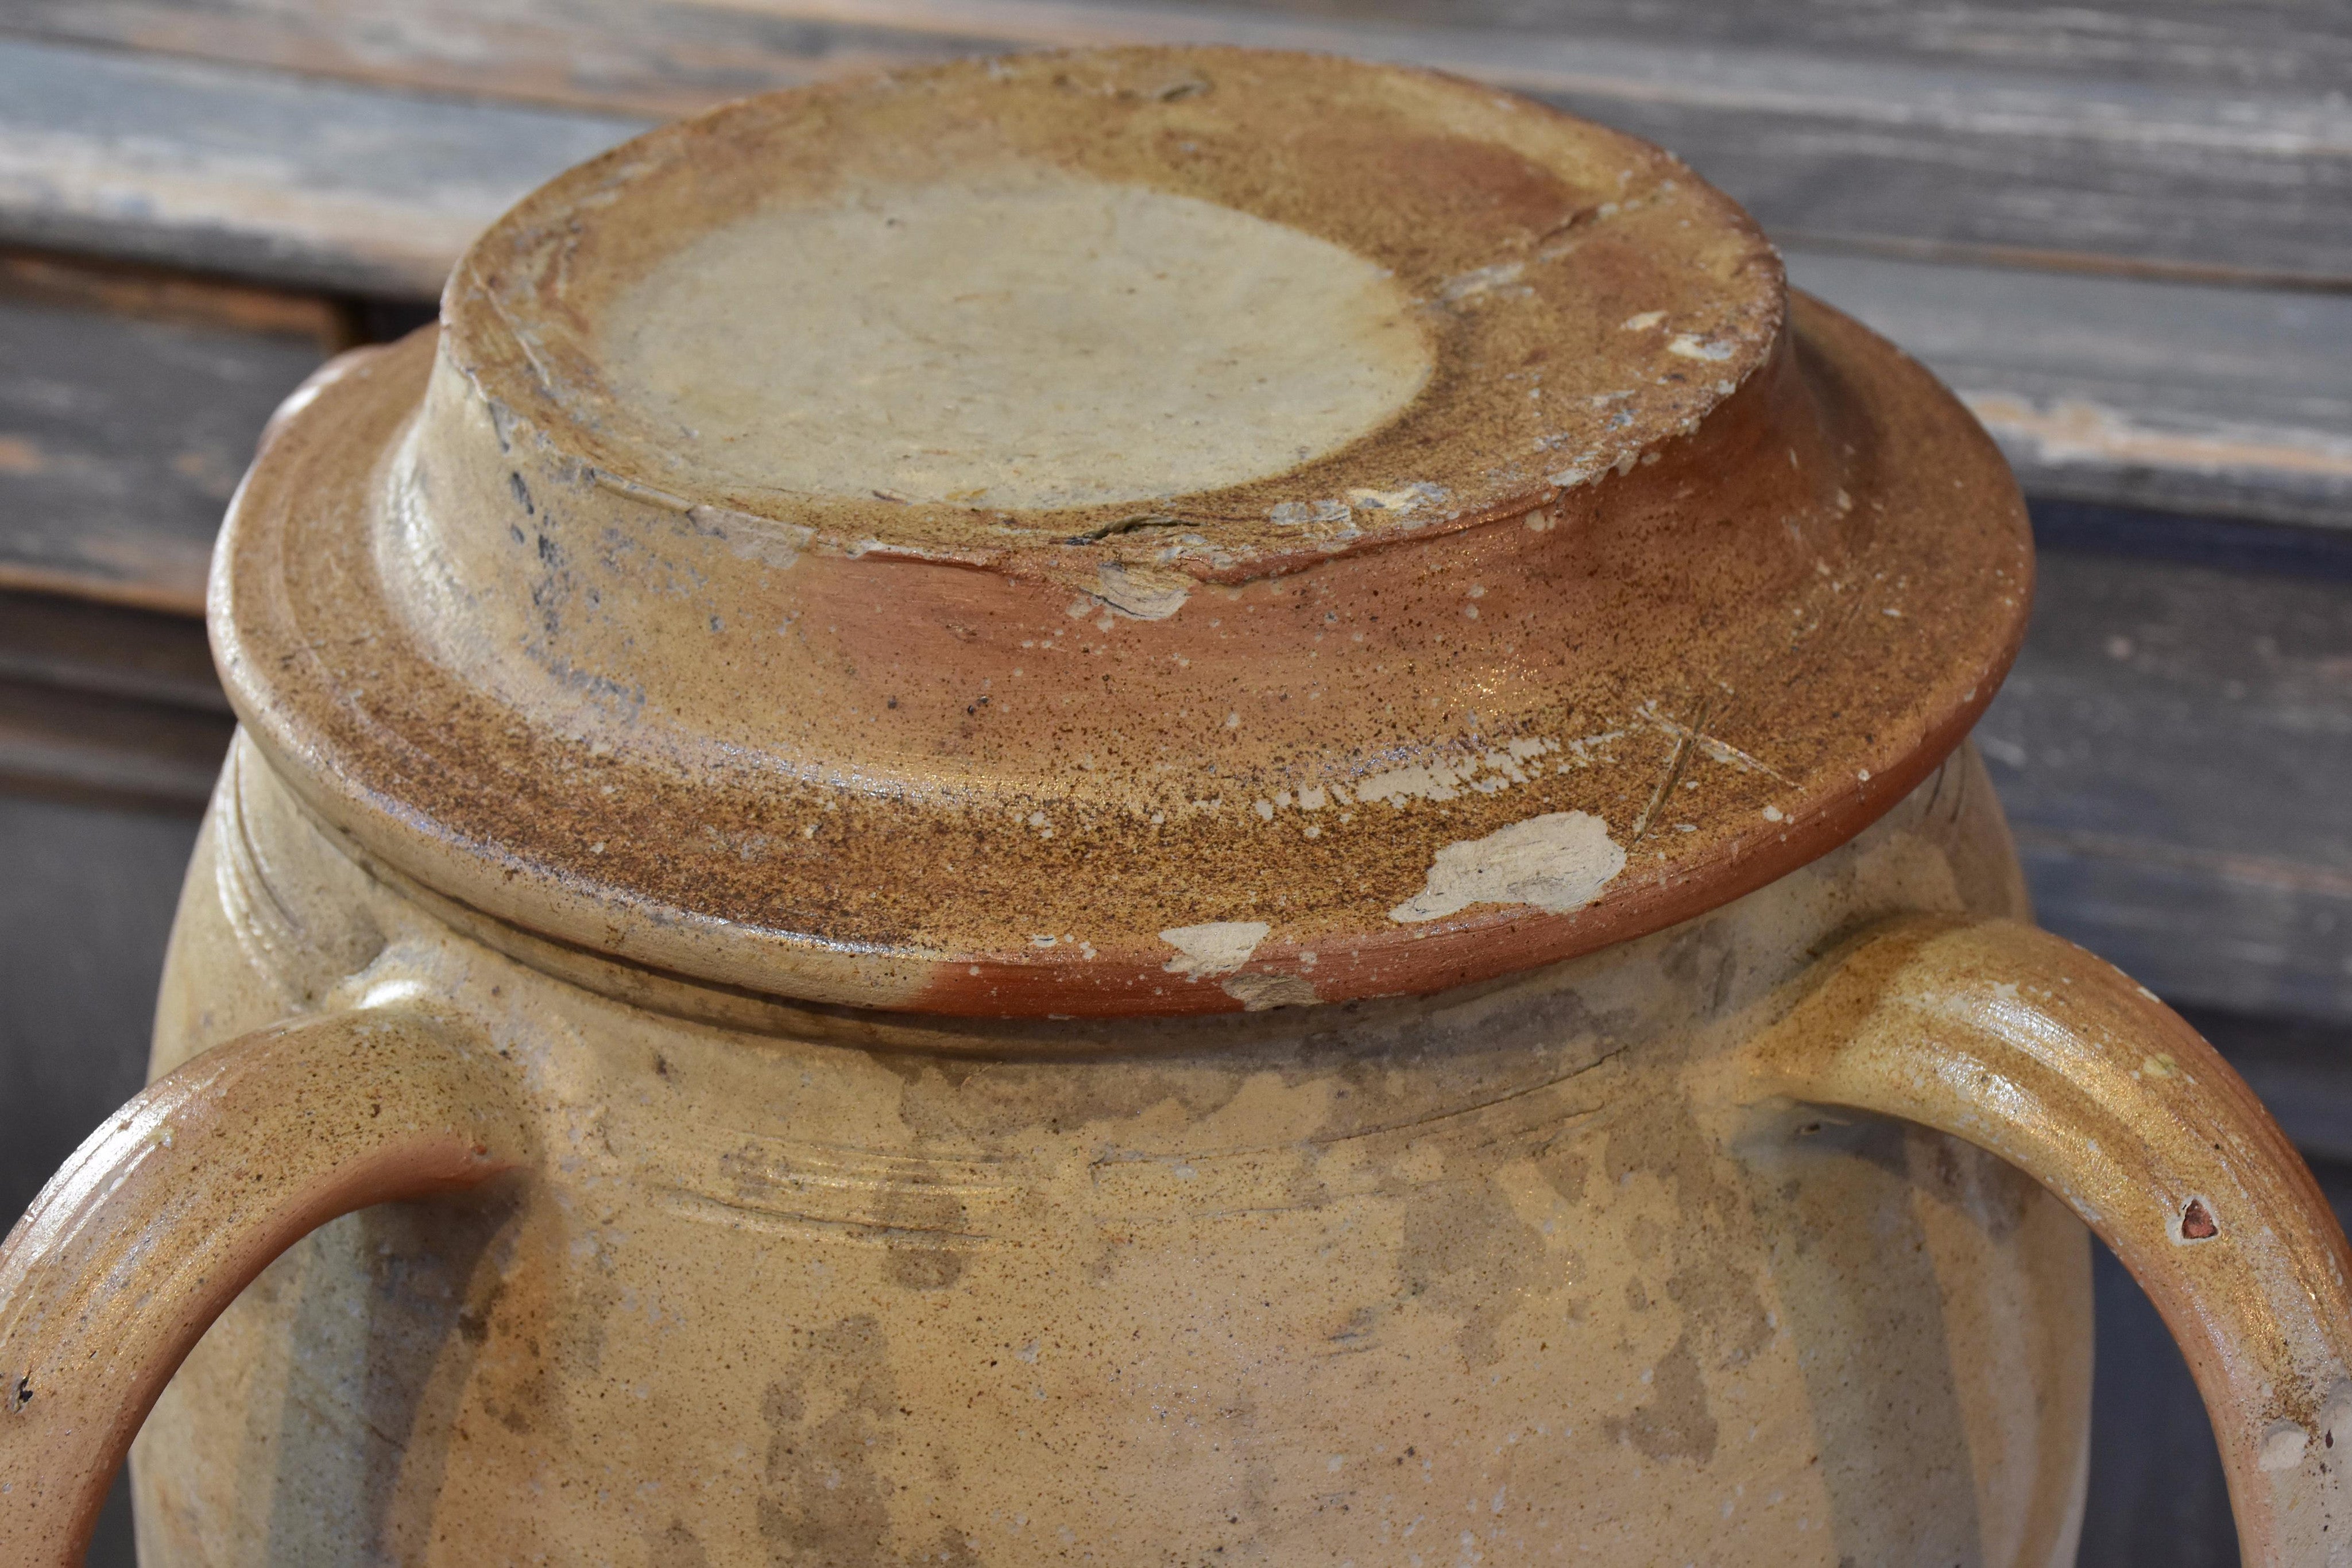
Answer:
[
  {"xmin": 1, "ymin": 48, "xmax": 2342, "ymax": 1568},
  {"xmin": 1738, "ymin": 918, "xmax": 2352, "ymax": 1562},
  {"xmin": 125, "ymin": 740, "xmax": 2100, "ymax": 1565},
  {"xmin": 211, "ymin": 47, "xmax": 2032, "ymax": 1016},
  {"xmin": 0, "ymin": 1008, "xmax": 525, "ymax": 1565}
]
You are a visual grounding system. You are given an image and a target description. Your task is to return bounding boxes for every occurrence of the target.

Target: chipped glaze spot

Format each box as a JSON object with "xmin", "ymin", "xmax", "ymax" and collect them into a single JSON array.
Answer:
[
  {"xmin": 1668, "ymin": 334, "xmax": 1737, "ymax": 362},
  {"xmin": 1356, "ymin": 740, "xmax": 1558, "ymax": 805},
  {"xmin": 1092, "ymin": 561, "xmax": 1191, "ymax": 621},
  {"xmin": 1220, "ymin": 971, "xmax": 1319, "ymax": 1010},
  {"xmin": 1389, "ymin": 811, "xmax": 1626, "ymax": 923},
  {"xmin": 2258, "ymin": 1420, "xmax": 2310, "ymax": 1471},
  {"xmin": 1440, "ymin": 261, "xmax": 1528, "ymax": 303},
  {"xmin": 1158, "ymin": 920, "xmax": 1270, "ymax": 978},
  {"xmin": 1345, "ymin": 482, "xmax": 1449, "ymax": 514},
  {"xmin": 1270, "ymin": 498, "xmax": 1352, "ymax": 527}
]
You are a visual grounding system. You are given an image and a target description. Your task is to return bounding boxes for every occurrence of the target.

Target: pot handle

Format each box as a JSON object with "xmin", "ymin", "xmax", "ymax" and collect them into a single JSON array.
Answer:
[
  {"xmin": 1742, "ymin": 915, "xmax": 2352, "ymax": 1566},
  {"xmin": 0, "ymin": 1007, "xmax": 528, "ymax": 1566}
]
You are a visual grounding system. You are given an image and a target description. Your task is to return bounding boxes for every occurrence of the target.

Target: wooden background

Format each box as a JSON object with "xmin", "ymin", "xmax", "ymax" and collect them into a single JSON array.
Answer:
[{"xmin": 0, "ymin": 2, "xmax": 2346, "ymax": 1561}]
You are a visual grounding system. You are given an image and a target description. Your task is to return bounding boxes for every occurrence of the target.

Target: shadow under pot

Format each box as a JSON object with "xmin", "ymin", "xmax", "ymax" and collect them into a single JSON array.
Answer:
[{"xmin": 3, "ymin": 45, "xmax": 2346, "ymax": 1568}]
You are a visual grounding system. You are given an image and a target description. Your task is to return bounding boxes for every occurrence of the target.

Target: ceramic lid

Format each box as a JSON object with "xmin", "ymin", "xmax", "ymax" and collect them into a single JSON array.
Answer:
[{"xmin": 214, "ymin": 47, "xmax": 2031, "ymax": 1017}]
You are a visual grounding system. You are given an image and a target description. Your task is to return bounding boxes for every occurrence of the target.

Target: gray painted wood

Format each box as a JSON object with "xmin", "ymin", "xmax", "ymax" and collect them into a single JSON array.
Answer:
[
  {"xmin": 0, "ymin": 33, "xmax": 2342, "ymax": 535},
  {"xmin": 0, "ymin": 36, "xmax": 651, "ymax": 296},
  {"xmin": 0, "ymin": 677, "xmax": 231, "ymax": 808},
  {"xmin": 1982, "ymin": 541, "xmax": 2352, "ymax": 1024},
  {"xmin": 1151, "ymin": 0, "xmax": 2352, "ymax": 96},
  {"xmin": 0, "ymin": 587, "xmax": 227, "ymax": 806},
  {"xmin": 4, "ymin": 0, "xmax": 2347, "ymax": 281},
  {"xmin": 0, "ymin": 271, "xmax": 328, "ymax": 611},
  {"xmin": 0, "ymin": 592, "xmax": 231, "ymax": 808},
  {"xmin": 20, "ymin": 0, "xmax": 2346, "ymax": 103},
  {"xmin": 1788, "ymin": 252, "xmax": 2352, "ymax": 532},
  {"xmin": 0, "ymin": 590, "xmax": 226, "ymax": 714},
  {"xmin": 2081, "ymin": 1229, "xmax": 2239, "ymax": 1567},
  {"xmin": 0, "ymin": 793, "xmax": 195, "ymax": 1218}
]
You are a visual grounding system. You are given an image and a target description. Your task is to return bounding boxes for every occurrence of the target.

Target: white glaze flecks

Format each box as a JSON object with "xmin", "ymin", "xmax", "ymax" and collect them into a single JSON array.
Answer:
[
  {"xmin": 1390, "ymin": 810, "xmax": 1627, "ymax": 922},
  {"xmin": 1157, "ymin": 919, "xmax": 1270, "ymax": 978}
]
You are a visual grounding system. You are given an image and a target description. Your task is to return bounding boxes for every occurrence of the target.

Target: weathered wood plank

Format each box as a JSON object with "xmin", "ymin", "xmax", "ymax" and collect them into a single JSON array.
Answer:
[
  {"xmin": 3, "ymin": 0, "xmax": 2347, "ymax": 282},
  {"xmin": 1981, "ymin": 537, "xmax": 2352, "ymax": 1024},
  {"xmin": 0, "ymin": 247, "xmax": 345, "ymax": 339},
  {"xmin": 0, "ymin": 36, "xmax": 651, "ymax": 296},
  {"xmin": 17, "ymin": 0, "xmax": 2347, "ymax": 113},
  {"xmin": 0, "ymin": 254, "xmax": 334, "ymax": 611},
  {"xmin": 0, "ymin": 0, "xmax": 956, "ymax": 118},
  {"xmin": 0, "ymin": 677, "xmax": 231, "ymax": 807},
  {"xmin": 1150, "ymin": 0, "xmax": 2352, "ymax": 96},
  {"xmin": 1788, "ymin": 252, "xmax": 2352, "ymax": 531},
  {"xmin": 0, "ymin": 35, "xmax": 2342, "ymax": 533},
  {"xmin": 0, "ymin": 589, "xmax": 225, "ymax": 713}
]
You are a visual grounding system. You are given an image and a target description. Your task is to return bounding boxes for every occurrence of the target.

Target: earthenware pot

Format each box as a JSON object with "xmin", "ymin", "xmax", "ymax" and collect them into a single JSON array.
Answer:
[{"xmin": 5, "ymin": 47, "xmax": 2348, "ymax": 1567}]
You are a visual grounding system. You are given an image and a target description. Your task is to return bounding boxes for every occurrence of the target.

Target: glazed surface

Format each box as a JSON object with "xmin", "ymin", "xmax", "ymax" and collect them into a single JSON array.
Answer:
[
  {"xmin": 441, "ymin": 47, "xmax": 1780, "ymax": 561},
  {"xmin": 601, "ymin": 171, "xmax": 1433, "ymax": 509},
  {"xmin": 131, "ymin": 738, "xmax": 2091, "ymax": 1565},
  {"xmin": 214, "ymin": 49, "xmax": 2032, "ymax": 1015}
]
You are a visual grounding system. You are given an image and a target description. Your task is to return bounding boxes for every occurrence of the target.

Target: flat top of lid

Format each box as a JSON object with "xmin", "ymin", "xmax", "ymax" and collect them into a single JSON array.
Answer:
[
  {"xmin": 601, "ymin": 173, "xmax": 1433, "ymax": 510},
  {"xmin": 215, "ymin": 47, "xmax": 2032, "ymax": 1019},
  {"xmin": 446, "ymin": 46, "xmax": 1780, "ymax": 566}
]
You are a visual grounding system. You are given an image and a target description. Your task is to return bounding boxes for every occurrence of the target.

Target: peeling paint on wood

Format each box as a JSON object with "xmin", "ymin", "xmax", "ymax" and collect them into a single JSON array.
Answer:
[{"xmin": 5, "ymin": 0, "xmax": 2347, "ymax": 282}]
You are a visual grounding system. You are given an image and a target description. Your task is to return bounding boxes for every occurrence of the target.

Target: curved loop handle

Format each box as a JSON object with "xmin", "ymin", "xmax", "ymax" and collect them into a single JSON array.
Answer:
[
  {"xmin": 1745, "ymin": 916, "xmax": 2352, "ymax": 1566},
  {"xmin": 0, "ymin": 1008, "xmax": 531, "ymax": 1566}
]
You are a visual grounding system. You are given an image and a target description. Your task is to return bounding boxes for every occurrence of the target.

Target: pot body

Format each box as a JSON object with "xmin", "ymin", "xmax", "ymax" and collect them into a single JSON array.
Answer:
[{"xmin": 129, "ymin": 734, "xmax": 2091, "ymax": 1566}]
